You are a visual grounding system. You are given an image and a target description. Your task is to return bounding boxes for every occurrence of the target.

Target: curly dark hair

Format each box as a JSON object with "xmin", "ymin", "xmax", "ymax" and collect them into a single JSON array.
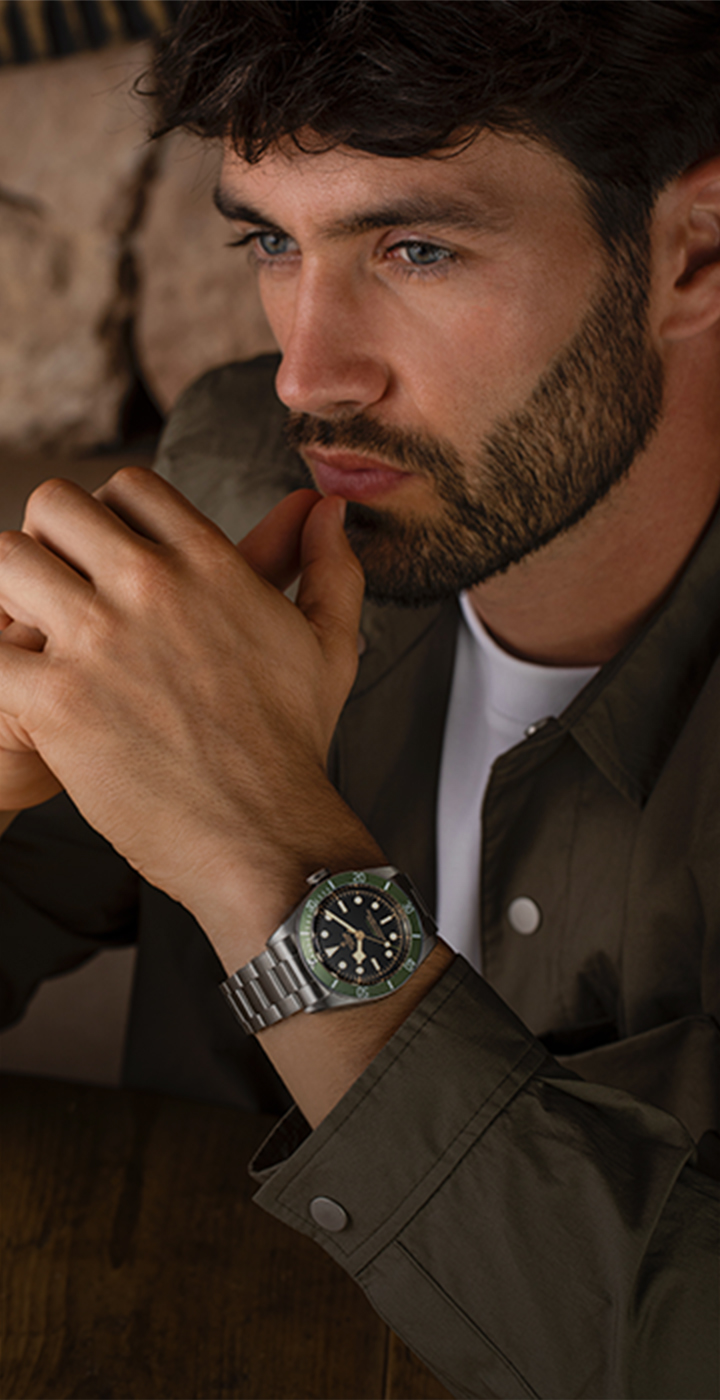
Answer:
[{"xmin": 148, "ymin": 0, "xmax": 720, "ymax": 250}]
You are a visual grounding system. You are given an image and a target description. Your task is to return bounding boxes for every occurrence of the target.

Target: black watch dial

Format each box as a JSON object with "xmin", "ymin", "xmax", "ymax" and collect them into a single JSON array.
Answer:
[{"xmin": 312, "ymin": 885, "xmax": 412, "ymax": 986}]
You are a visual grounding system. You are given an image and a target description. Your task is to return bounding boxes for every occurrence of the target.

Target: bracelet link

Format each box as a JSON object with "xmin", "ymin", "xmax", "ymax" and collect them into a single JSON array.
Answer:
[{"xmin": 220, "ymin": 933, "xmax": 324, "ymax": 1034}]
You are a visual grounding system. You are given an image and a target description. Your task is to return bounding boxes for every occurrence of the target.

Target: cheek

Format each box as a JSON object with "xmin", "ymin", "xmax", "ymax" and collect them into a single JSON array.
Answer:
[
  {"xmin": 391, "ymin": 303, "xmax": 545, "ymax": 442},
  {"xmin": 406, "ymin": 261, "xmax": 600, "ymax": 441}
]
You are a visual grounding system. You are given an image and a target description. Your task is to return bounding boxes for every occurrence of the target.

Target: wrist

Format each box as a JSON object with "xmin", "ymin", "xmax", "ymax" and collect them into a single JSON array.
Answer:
[
  {"xmin": 182, "ymin": 787, "xmax": 386, "ymax": 973},
  {"xmin": 260, "ymin": 938, "xmax": 455, "ymax": 1129}
]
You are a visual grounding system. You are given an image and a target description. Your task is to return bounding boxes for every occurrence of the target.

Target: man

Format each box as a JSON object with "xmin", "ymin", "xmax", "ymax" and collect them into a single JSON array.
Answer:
[{"xmin": 1, "ymin": 2, "xmax": 718, "ymax": 1395}]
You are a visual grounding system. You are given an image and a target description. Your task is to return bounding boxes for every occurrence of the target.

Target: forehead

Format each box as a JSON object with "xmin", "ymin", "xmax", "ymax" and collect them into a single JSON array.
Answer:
[{"xmin": 218, "ymin": 129, "xmax": 593, "ymax": 240}]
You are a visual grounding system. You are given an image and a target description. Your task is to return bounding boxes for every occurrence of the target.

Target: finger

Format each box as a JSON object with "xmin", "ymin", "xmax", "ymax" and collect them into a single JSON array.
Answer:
[
  {"xmin": 236, "ymin": 490, "xmax": 321, "ymax": 590},
  {"xmin": 0, "ymin": 640, "xmax": 47, "ymax": 721},
  {"xmin": 0, "ymin": 750, "xmax": 63, "ymax": 809},
  {"xmin": 0, "ymin": 530, "xmax": 93, "ymax": 638},
  {"xmin": 94, "ymin": 466, "xmax": 233, "ymax": 551},
  {"xmin": 296, "ymin": 496, "xmax": 365, "ymax": 663},
  {"xmin": 22, "ymin": 476, "xmax": 156, "ymax": 580}
]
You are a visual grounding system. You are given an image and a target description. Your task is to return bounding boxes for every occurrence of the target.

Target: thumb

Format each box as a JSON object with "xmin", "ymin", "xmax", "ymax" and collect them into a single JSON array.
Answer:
[
  {"xmin": 235, "ymin": 489, "xmax": 321, "ymax": 591},
  {"xmin": 296, "ymin": 496, "xmax": 365, "ymax": 664}
]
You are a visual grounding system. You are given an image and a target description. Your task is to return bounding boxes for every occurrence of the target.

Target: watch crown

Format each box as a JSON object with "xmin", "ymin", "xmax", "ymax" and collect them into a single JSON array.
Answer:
[{"xmin": 306, "ymin": 868, "xmax": 331, "ymax": 887}]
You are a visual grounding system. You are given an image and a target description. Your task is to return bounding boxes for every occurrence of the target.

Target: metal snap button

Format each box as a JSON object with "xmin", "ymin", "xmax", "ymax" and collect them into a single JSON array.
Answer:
[
  {"xmin": 507, "ymin": 896, "xmax": 542, "ymax": 935},
  {"xmin": 309, "ymin": 1196, "xmax": 349, "ymax": 1231},
  {"xmin": 524, "ymin": 717, "xmax": 552, "ymax": 738}
]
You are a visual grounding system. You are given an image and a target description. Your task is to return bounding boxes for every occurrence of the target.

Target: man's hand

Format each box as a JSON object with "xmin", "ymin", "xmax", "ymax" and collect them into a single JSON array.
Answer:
[
  {"xmin": 0, "ymin": 619, "xmax": 62, "ymax": 813},
  {"xmin": 0, "ymin": 467, "xmax": 453, "ymax": 1127},
  {"xmin": 0, "ymin": 470, "xmax": 376, "ymax": 960}
]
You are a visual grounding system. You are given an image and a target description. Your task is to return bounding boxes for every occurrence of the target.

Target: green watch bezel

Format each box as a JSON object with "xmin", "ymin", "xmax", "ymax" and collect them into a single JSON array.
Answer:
[{"xmin": 297, "ymin": 869, "xmax": 425, "ymax": 1002}]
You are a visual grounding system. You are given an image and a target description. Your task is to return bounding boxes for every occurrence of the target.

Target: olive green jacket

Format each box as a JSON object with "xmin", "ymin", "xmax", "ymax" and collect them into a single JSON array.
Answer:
[{"xmin": 1, "ymin": 357, "xmax": 718, "ymax": 1398}]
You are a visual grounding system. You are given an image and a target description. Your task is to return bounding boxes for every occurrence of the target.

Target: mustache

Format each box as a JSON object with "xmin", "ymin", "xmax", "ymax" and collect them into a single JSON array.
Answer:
[{"xmin": 284, "ymin": 411, "xmax": 460, "ymax": 480}]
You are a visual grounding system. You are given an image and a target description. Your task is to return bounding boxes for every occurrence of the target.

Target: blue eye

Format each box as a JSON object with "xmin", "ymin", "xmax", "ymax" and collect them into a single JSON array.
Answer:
[
  {"xmin": 400, "ymin": 241, "xmax": 452, "ymax": 266},
  {"xmin": 256, "ymin": 231, "xmax": 294, "ymax": 257}
]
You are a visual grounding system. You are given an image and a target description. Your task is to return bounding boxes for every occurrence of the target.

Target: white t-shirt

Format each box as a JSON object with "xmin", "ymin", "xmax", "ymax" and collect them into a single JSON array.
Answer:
[{"xmin": 436, "ymin": 593, "xmax": 597, "ymax": 974}]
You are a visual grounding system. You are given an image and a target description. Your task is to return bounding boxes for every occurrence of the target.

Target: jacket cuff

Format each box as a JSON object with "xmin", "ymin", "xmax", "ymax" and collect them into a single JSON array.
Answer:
[{"xmin": 250, "ymin": 956, "xmax": 546, "ymax": 1273}]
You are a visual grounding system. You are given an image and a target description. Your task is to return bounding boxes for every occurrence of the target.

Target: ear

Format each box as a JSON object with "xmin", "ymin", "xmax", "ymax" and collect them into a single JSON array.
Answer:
[{"xmin": 654, "ymin": 154, "xmax": 720, "ymax": 342}]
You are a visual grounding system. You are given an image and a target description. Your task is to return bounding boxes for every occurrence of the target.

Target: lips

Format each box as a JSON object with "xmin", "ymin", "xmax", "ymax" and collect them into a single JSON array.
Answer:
[{"xmin": 304, "ymin": 450, "xmax": 412, "ymax": 502}]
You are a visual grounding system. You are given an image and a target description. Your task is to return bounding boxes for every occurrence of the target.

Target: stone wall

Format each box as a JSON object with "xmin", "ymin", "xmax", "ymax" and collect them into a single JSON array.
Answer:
[{"xmin": 0, "ymin": 41, "xmax": 277, "ymax": 454}]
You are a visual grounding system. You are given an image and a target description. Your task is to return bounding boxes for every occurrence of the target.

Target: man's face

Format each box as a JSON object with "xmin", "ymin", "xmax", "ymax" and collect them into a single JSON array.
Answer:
[{"xmin": 218, "ymin": 132, "xmax": 664, "ymax": 604}]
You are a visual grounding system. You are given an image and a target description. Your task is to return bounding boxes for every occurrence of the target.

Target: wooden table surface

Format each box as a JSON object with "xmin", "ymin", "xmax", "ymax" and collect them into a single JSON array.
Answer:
[{"xmin": 0, "ymin": 1074, "xmax": 453, "ymax": 1400}]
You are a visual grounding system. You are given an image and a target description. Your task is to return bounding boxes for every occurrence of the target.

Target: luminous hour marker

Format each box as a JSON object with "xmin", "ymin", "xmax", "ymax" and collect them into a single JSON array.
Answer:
[
  {"xmin": 389, "ymin": 932, "xmax": 398, "ymax": 941},
  {"xmin": 385, "ymin": 948, "xmax": 393, "ymax": 957},
  {"xmin": 339, "ymin": 960, "xmax": 347, "ymax": 970},
  {"xmin": 325, "ymin": 946, "xmax": 340, "ymax": 957},
  {"xmin": 371, "ymin": 901, "xmax": 380, "ymax": 910},
  {"xmin": 371, "ymin": 958, "xmax": 381, "ymax": 971},
  {"xmin": 338, "ymin": 900, "xmax": 348, "ymax": 913},
  {"xmin": 380, "ymin": 915, "xmax": 393, "ymax": 925},
  {"xmin": 354, "ymin": 896, "xmax": 363, "ymax": 905}
]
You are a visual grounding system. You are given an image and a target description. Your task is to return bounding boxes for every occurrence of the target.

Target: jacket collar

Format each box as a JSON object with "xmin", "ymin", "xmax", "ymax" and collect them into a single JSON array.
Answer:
[
  {"xmin": 562, "ymin": 502, "xmax": 720, "ymax": 806},
  {"xmin": 350, "ymin": 500, "xmax": 720, "ymax": 811}
]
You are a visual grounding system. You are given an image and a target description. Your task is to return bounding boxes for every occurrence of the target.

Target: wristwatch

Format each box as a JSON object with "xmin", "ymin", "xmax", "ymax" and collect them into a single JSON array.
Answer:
[{"xmin": 220, "ymin": 865, "xmax": 437, "ymax": 1035}]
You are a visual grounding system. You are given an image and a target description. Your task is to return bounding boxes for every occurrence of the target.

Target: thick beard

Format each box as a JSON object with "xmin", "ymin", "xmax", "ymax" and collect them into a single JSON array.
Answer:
[{"xmin": 285, "ymin": 239, "xmax": 664, "ymax": 607}]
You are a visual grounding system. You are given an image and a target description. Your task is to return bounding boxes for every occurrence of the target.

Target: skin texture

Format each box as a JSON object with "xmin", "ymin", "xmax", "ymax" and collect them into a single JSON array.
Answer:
[
  {"xmin": 284, "ymin": 233, "xmax": 665, "ymax": 608},
  {"xmin": 0, "ymin": 133, "xmax": 719, "ymax": 1124}
]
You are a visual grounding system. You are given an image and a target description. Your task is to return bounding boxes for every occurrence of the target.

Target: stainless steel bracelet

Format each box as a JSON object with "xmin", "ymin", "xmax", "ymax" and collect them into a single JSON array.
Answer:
[{"xmin": 220, "ymin": 932, "xmax": 325, "ymax": 1035}]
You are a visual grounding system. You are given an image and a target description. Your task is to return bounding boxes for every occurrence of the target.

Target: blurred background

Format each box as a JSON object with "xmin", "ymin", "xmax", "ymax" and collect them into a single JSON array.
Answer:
[
  {"xmin": 0, "ymin": 0, "xmax": 277, "ymax": 506},
  {"xmin": 0, "ymin": 0, "xmax": 277, "ymax": 1085}
]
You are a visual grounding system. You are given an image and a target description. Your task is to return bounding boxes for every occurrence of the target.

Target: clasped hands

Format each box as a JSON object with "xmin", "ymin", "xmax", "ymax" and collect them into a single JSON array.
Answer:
[{"xmin": 0, "ymin": 470, "xmax": 381, "ymax": 965}]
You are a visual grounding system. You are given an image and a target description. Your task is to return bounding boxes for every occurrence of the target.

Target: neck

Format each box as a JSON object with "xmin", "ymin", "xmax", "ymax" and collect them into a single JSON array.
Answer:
[{"xmin": 468, "ymin": 341, "xmax": 720, "ymax": 667}]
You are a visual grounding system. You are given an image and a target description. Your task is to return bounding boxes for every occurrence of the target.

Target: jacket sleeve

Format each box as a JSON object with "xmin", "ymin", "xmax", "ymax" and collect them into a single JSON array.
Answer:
[
  {"xmin": 0, "ymin": 793, "xmax": 139, "ymax": 1028},
  {"xmin": 249, "ymin": 957, "xmax": 719, "ymax": 1400}
]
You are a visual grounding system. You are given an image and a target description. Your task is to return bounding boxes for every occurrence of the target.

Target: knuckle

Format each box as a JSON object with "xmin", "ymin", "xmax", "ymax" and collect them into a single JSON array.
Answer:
[
  {"xmin": 83, "ymin": 599, "xmax": 117, "ymax": 651},
  {"xmin": 106, "ymin": 464, "xmax": 153, "ymax": 494},
  {"xmin": 24, "ymin": 476, "xmax": 71, "ymax": 522},
  {"xmin": 123, "ymin": 547, "xmax": 173, "ymax": 608}
]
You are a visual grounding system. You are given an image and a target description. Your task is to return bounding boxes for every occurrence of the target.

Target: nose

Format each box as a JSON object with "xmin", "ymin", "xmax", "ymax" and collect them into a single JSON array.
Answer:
[{"xmin": 273, "ymin": 265, "xmax": 390, "ymax": 417}]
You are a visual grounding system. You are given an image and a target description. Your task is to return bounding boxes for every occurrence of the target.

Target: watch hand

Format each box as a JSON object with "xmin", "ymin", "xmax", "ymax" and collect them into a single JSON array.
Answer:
[
  {"xmin": 325, "ymin": 910, "xmax": 360, "ymax": 936},
  {"xmin": 352, "ymin": 930, "xmax": 366, "ymax": 963}
]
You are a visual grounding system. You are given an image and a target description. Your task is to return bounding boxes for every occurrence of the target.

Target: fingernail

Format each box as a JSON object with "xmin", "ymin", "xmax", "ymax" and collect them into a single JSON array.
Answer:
[{"xmin": 336, "ymin": 497, "xmax": 347, "ymax": 526}]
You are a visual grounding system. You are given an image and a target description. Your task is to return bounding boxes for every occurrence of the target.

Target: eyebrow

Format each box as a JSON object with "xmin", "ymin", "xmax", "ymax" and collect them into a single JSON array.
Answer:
[{"xmin": 213, "ymin": 186, "xmax": 513, "ymax": 238}]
